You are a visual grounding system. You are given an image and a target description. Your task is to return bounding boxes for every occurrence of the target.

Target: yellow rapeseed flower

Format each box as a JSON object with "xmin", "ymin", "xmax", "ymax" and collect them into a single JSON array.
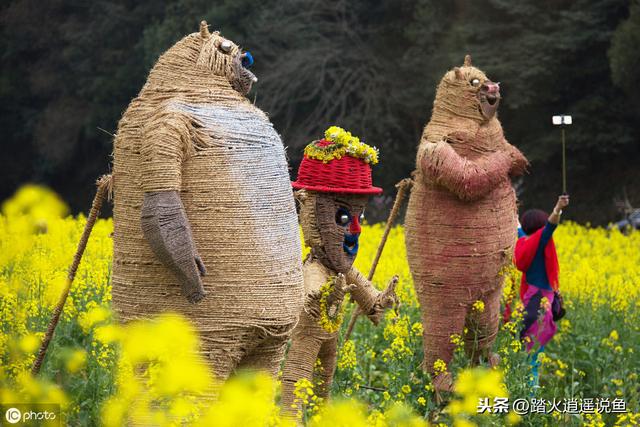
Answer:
[
  {"xmin": 65, "ymin": 349, "xmax": 87, "ymax": 373},
  {"xmin": 18, "ymin": 334, "xmax": 40, "ymax": 354},
  {"xmin": 471, "ymin": 300, "xmax": 485, "ymax": 313},
  {"xmin": 337, "ymin": 340, "xmax": 357, "ymax": 370},
  {"xmin": 433, "ymin": 359, "xmax": 447, "ymax": 375},
  {"xmin": 78, "ymin": 305, "xmax": 111, "ymax": 333}
]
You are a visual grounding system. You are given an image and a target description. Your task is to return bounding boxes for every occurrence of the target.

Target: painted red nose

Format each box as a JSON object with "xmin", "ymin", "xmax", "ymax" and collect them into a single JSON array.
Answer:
[
  {"xmin": 349, "ymin": 215, "xmax": 361, "ymax": 234},
  {"xmin": 484, "ymin": 82, "xmax": 500, "ymax": 94}
]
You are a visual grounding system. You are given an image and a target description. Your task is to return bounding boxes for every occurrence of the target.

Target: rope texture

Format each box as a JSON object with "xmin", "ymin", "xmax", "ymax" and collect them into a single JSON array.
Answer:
[
  {"xmin": 111, "ymin": 26, "xmax": 304, "ymax": 383},
  {"xmin": 405, "ymin": 62, "xmax": 528, "ymax": 373}
]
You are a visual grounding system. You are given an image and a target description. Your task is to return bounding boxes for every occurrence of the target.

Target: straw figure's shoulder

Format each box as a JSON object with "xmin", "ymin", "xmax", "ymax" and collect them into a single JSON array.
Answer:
[{"xmin": 303, "ymin": 258, "xmax": 333, "ymax": 295}]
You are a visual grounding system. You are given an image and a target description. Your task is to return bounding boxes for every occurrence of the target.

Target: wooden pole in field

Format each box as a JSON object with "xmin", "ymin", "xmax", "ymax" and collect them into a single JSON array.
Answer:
[
  {"xmin": 342, "ymin": 177, "xmax": 412, "ymax": 342},
  {"xmin": 31, "ymin": 175, "xmax": 112, "ymax": 375},
  {"xmin": 561, "ymin": 127, "xmax": 567, "ymax": 194},
  {"xmin": 552, "ymin": 114, "xmax": 571, "ymax": 194}
]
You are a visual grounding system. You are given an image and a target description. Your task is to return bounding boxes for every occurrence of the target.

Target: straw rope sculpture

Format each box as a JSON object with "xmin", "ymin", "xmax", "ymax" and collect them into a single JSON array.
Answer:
[
  {"xmin": 404, "ymin": 55, "xmax": 529, "ymax": 390},
  {"xmin": 281, "ymin": 127, "xmax": 398, "ymax": 412},
  {"xmin": 111, "ymin": 21, "xmax": 304, "ymax": 394}
]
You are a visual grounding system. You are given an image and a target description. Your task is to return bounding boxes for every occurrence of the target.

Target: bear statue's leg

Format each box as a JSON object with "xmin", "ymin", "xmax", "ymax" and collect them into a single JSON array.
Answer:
[
  {"xmin": 315, "ymin": 335, "xmax": 338, "ymax": 400},
  {"xmin": 198, "ymin": 324, "xmax": 294, "ymax": 400},
  {"xmin": 417, "ymin": 283, "xmax": 468, "ymax": 372},
  {"xmin": 236, "ymin": 324, "xmax": 293, "ymax": 377},
  {"xmin": 280, "ymin": 327, "xmax": 324, "ymax": 414},
  {"xmin": 463, "ymin": 284, "xmax": 502, "ymax": 365},
  {"xmin": 199, "ymin": 325, "xmax": 258, "ymax": 398}
]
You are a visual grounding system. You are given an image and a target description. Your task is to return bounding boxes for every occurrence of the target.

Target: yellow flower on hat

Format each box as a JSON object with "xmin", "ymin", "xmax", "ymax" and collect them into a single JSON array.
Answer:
[{"xmin": 304, "ymin": 126, "xmax": 379, "ymax": 165}]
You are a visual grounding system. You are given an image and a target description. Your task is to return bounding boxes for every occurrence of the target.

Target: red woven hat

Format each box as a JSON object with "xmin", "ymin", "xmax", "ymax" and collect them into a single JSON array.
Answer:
[{"xmin": 292, "ymin": 127, "xmax": 382, "ymax": 195}]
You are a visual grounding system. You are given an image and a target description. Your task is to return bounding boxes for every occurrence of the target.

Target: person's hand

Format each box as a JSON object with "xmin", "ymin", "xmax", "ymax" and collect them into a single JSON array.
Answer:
[
  {"xmin": 549, "ymin": 194, "xmax": 569, "ymax": 224},
  {"xmin": 554, "ymin": 194, "xmax": 570, "ymax": 213}
]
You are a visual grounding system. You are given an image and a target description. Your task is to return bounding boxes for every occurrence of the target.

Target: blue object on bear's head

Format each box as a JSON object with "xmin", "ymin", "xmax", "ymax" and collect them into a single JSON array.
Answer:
[{"xmin": 242, "ymin": 51, "xmax": 254, "ymax": 68}]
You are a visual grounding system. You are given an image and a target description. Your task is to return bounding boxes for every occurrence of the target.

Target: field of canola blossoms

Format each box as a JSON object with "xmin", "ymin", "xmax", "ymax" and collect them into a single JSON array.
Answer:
[{"xmin": 0, "ymin": 185, "xmax": 638, "ymax": 426}]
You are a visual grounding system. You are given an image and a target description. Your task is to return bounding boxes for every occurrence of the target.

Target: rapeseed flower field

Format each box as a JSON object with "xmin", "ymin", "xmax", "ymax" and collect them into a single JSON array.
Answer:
[{"xmin": 0, "ymin": 185, "xmax": 638, "ymax": 426}]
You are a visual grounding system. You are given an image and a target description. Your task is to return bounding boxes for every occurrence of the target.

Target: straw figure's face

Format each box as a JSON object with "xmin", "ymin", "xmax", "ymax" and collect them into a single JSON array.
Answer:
[
  {"xmin": 299, "ymin": 191, "xmax": 368, "ymax": 274},
  {"xmin": 435, "ymin": 55, "xmax": 501, "ymax": 122},
  {"xmin": 197, "ymin": 22, "xmax": 257, "ymax": 95},
  {"xmin": 146, "ymin": 21, "xmax": 257, "ymax": 97}
]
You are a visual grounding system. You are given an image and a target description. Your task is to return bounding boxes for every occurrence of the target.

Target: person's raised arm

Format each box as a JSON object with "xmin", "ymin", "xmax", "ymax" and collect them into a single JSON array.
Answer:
[
  {"xmin": 548, "ymin": 194, "xmax": 570, "ymax": 225},
  {"xmin": 537, "ymin": 194, "xmax": 570, "ymax": 249}
]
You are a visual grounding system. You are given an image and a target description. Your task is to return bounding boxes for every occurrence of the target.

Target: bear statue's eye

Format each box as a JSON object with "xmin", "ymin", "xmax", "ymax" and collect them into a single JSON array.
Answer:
[
  {"xmin": 336, "ymin": 208, "xmax": 350, "ymax": 226},
  {"xmin": 471, "ymin": 78, "xmax": 481, "ymax": 87},
  {"xmin": 219, "ymin": 40, "xmax": 232, "ymax": 53},
  {"xmin": 241, "ymin": 52, "xmax": 254, "ymax": 68}
]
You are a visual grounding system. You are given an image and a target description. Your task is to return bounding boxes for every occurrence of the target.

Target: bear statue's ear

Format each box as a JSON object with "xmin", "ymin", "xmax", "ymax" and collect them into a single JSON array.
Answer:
[
  {"xmin": 464, "ymin": 54, "xmax": 472, "ymax": 67},
  {"xmin": 200, "ymin": 20, "xmax": 211, "ymax": 39},
  {"xmin": 454, "ymin": 67, "xmax": 463, "ymax": 80}
]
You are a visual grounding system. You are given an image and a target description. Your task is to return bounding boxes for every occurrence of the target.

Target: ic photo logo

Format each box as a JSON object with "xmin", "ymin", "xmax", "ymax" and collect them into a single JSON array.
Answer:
[
  {"xmin": 5, "ymin": 407, "xmax": 21, "ymax": 424},
  {"xmin": 2, "ymin": 404, "xmax": 60, "ymax": 426}
]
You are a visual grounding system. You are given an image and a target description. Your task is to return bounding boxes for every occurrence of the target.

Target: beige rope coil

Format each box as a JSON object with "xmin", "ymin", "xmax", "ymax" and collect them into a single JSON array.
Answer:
[{"xmin": 111, "ymin": 22, "xmax": 304, "ymax": 383}]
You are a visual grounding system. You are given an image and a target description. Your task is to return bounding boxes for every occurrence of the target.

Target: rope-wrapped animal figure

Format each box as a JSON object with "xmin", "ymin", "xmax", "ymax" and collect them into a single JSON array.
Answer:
[
  {"xmin": 281, "ymin": 127, "xmax": 398, "ymax": 411},
  {"xmin": 111, "ymin": 21, "xmax": 304, "ymax": 394},
  {"xmin": 404, "ymin": 55, "xmax": 528, "ymax": 389}
]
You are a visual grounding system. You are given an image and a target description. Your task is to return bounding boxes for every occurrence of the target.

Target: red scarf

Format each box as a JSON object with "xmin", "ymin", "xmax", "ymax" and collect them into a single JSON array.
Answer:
[{"xmin": 514, "ymin": 227, "xmax": 560, "ymax": 299}]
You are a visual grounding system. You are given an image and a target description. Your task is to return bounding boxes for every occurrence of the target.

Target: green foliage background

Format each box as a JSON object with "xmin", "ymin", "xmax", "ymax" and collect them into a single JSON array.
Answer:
[{"xmin": 1, "ymin": 0, "xmax": 638, "ymax": 223}]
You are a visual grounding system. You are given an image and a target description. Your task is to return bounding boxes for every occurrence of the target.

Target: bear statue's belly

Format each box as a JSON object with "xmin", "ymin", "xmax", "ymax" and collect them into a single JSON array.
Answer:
[
  {"xmin": 112, "ymin": 102, "xmax": 304, "ymax": 325},
  {"xmin": 405, "ymin": 170, "xmax": 517, "ymax": 299}
]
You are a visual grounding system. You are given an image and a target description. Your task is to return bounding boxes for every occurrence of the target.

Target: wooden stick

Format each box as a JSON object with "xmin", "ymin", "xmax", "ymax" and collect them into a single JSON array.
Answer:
[
  {"xmin": 342, "ymin": 177, "xmax": 412, "ymax": 342},
  {"xmin": 31, "ymin": 175, "xmax": 112, "ymax": 375}
]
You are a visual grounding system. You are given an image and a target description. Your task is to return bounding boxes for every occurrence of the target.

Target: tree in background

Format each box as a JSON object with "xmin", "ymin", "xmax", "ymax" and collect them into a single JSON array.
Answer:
[
  {"xmin": 1, "ymin": 0, "xmax": 638, "ymax": 223},
  {"xmin": 610, "ymin": 0, "xmax": 640, "ymax": 113}
]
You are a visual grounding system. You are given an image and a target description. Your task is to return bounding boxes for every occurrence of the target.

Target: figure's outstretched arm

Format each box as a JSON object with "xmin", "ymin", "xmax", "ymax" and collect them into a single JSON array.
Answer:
[
  {"xmin": 347, "ymin": 267, "xmax": 398, "ymax": 326},
  {"xmin": 140, "ymin": 109, "xmax": 207, "ymax": 304},
  {"xmin": 419, "ymin": 134, "xmax": 513, "ymax": 201}
]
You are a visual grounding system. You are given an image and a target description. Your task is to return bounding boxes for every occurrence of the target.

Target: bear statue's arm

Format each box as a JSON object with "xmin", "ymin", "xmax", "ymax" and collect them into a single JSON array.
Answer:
[
  {"xmin": 140, "ymin": 109, "xmax": 207, "ymax": 304},
  {"xmin": 347, "ymin": 267, "xmax": 398, "ymax": 326},
  {"xmin": 504, "ymin": 142, "xmax": 529, "ymax": 177},
  {"xmin": 418, "ymin": 135, "xmax": 513, "ymax": 202}
]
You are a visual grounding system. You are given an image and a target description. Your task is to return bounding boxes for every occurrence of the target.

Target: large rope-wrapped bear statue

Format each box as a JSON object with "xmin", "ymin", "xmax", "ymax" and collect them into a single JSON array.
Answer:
[
  {"xmin": 404, "ymin": 56, "xmax": 528, "ymax": 388},
  {"xmin": 111, "ymin": 21, "xmax": 304, "ymax": 389},
  {"xmin": 280, "ymin": 127, "xmax": 398, "ymax": 411}
]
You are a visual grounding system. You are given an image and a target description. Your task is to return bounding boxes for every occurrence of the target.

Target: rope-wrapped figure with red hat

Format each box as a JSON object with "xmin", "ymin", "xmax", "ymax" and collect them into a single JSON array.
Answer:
[{"xmin": 281, "ymin": 126, "xmax": 398, "ymax": 411}]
